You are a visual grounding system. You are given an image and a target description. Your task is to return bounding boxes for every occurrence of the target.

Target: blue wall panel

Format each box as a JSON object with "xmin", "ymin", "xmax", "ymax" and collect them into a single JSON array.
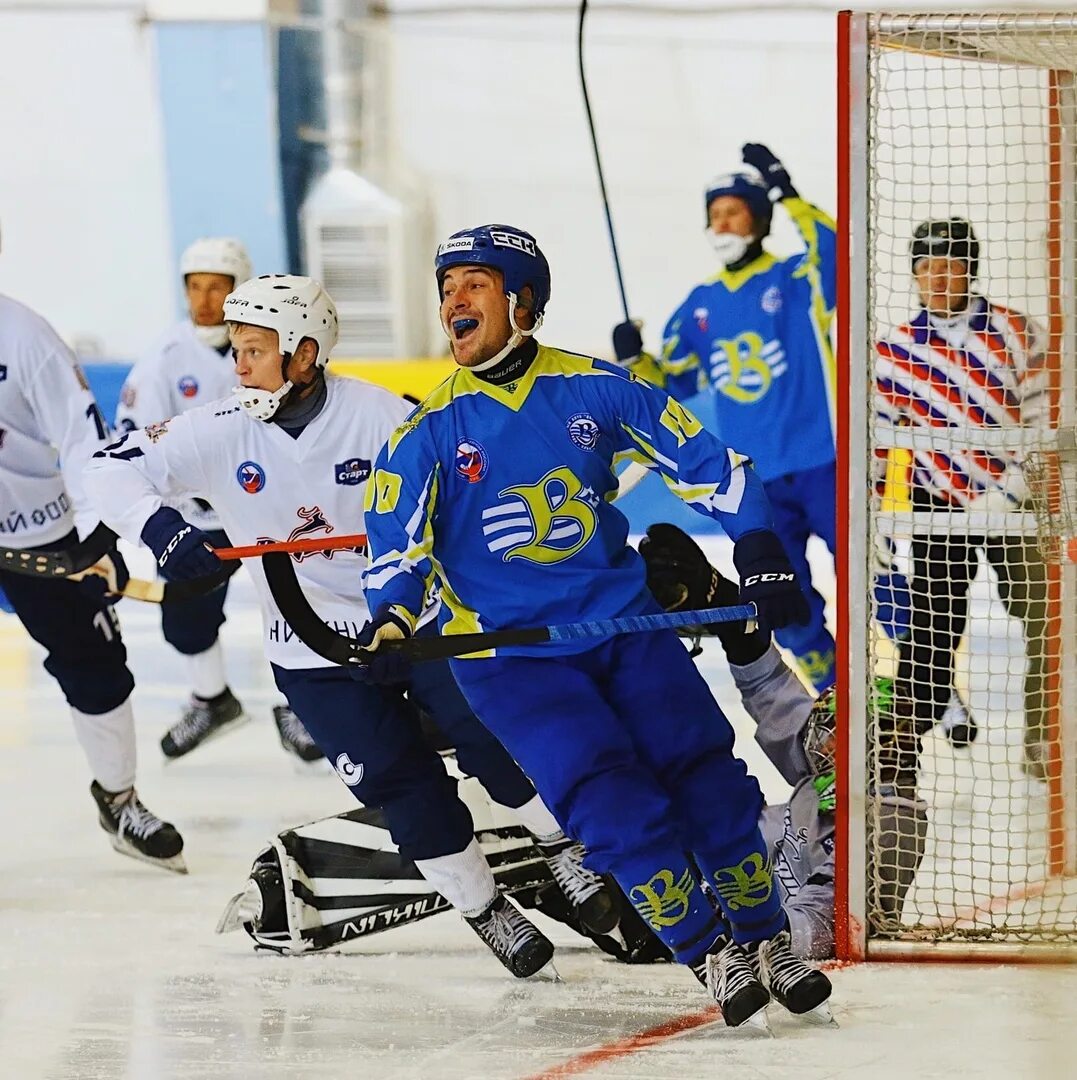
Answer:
[{"xmin": 153, "ymin": 22, "xmax": 287, "ymax": 314}]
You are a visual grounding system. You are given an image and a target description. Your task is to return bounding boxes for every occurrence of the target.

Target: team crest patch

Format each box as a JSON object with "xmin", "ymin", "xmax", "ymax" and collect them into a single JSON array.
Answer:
[
  {"xmin": 144, "ymin": 420, "xmax": 170, "ymax": 443},
  {"xmin": 334, "ymin": 458, "xmax": 371, "ymax": 486},
  {"xmin": 567, "ymin": 412, "xmax": 600, "ymax": 451},
  {"xmin": 456, "ymin": 438, "xmax": 488, "ymax": 484},
  {"xmin": 761, "ymin": 286, "xmax": 783, "ymax": 314},
  {"xmin": 258, "ymin": 505, "xmax": 338, "ymax": 561},
  {"xmin": 178, "ymin": 375, "xmax": 199, "ymax": 398},
  {"xmin": 237, "ymin": 460, "xmax": 266, "ymax": 494},
  {"xmin": 693, "ymin": 306, "xmax": 709, "ymax": 333}
]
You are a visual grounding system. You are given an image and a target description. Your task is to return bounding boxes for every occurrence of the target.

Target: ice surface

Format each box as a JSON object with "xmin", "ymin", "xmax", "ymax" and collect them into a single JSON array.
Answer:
[{"xmin": 1, "ymin": 541, "xmax": 1074, "ymax": 1079}]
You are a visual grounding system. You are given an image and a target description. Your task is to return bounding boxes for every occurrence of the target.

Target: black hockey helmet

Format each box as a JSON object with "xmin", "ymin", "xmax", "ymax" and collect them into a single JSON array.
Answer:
[{"xmin": 910, "ymin": 217, "xmax": 979, "ymax": 279}]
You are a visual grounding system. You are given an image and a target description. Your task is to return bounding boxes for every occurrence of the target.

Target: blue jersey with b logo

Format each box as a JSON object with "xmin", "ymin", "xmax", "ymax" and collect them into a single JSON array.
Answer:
[{"xmin": 657, "ymin": 198, "xmax": 837, "ymax": 483}]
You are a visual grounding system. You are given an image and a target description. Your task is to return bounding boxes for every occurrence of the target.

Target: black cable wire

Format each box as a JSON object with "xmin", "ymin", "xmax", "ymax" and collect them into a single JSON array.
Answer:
[{"xmin": 577, "ymin": 0, "xmax": 631, "ymax": 322}]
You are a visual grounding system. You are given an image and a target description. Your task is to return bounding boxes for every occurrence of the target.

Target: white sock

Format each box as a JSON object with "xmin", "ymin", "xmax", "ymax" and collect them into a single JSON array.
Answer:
[
  {"xmin": 414, "ymin": 838, "xmax": 497, "ymax": 917},
  {"xmin": 188, "ymin": 641, "xmax": 227, "ymax": 700},
  {"xmin": 71, "ymin": 698, "xmax": 136, "ymax": 792},
  {"xmin": 509, "ymin": 793, "xmax": 563, "ymax": 843}
]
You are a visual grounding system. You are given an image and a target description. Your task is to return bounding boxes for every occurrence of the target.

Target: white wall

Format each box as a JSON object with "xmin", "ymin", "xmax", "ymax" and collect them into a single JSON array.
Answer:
[
  {"xmin": 388, "ymin": 5, "xmax": 838, "ymax": 357},
  {"xmin": 0, "ymin": 7, "xmax": 173, "ymax": 356}
]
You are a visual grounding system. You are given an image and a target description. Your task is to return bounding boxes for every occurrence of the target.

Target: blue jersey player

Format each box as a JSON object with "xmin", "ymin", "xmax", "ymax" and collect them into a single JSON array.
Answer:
[
  {"xmin": 614, "ymin": 145, "xmax": 837, "ymax": 692},
  {"xmin": 360, "ymin": 224, "xmax": 833, "ymax": 1028}
]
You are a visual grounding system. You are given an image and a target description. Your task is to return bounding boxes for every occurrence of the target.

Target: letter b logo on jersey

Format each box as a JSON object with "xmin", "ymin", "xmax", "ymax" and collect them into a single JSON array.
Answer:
[
  {"xmin": 482, "ymin": 466, "xmax": 598, "ymax": 566},
  {"xmin": 629, "ymin": 867, "xmax": 696, "ymax": 929}
]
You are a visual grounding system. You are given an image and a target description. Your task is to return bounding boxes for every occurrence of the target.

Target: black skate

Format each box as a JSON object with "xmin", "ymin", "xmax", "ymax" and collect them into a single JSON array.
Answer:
[
  {"xmin": 749, "ymin": 928, "xmax": 833, "ymax": 1023},
  {"xmin": 273, "ymin": 705, "xmax": 325, "ymax": 764},
  {"xmin": 535, "ymin": 836, "xmax": 618, "ymax": 935},
  {"xmin": 161, "ymin": 688, "xmax": 247, "ymax": 759},
  {"xmin": 90, "ymin": 781, "xmax": 186, "ymax": 874},
  {"xmin": 694, "ymin": 938, "xmax": 771, "ymax": 1030},
  {"xmin": 465, "ymin": 894, "xmax": 555, "ymax": 978}
]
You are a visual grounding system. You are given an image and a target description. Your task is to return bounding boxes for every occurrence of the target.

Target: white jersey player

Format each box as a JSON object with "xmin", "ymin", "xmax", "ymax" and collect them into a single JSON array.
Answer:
[
  {"xmin": 0, "ymin": 292, "xmax": 184, "ymax": 871},
  {"xmin": 84, "ymin": 274, "xmax": 616, "ymax": 978},
  {"xmin": 115, "ymin": 238, "xmax": 313, "ymax": 763}
]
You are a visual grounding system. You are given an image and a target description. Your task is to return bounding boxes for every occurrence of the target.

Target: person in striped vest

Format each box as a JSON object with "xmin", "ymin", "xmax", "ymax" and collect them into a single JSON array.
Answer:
[{"xmin": 875, "ymin": 218, "xmax": 1050, "ymax": 780}]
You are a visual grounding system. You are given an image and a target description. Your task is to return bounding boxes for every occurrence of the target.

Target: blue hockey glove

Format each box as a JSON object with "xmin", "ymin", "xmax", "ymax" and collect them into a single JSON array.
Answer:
[
  {"xmin": 612, "ymin": 320, "xmax": 644, "ymax": 364},
  {"xmin": 140, "ymin": 506, "xmax": 223, "ymax": 582},
  {"xmin": 732, "ymin": 529, "xmax": 810, "ymax": 630},
  {"xmin": 350, "ymin": 609, "xmax": 412, "ymax": 686},
  {"xmin": 72, "ymin": 545, "xmax": 131, "ymax": 604},
  {"xmin": 741, "ymin": 143, "xmax": 798, "ymax": 201}
]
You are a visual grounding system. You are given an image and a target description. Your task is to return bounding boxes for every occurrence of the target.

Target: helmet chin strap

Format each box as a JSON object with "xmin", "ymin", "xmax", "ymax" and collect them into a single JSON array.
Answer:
[
  {"xmin": 233, "ymin": 352, "xmax": 295, "ymax": 422},
  {"xmin": 462, "ymin": 293, "xmax": 542, "ymax": 372}
]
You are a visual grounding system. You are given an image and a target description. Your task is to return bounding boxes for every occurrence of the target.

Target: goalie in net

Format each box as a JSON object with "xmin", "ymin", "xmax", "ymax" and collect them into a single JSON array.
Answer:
[{"xmin": 219, "ymin": 525, "xmax": 926, "ymax": 964}]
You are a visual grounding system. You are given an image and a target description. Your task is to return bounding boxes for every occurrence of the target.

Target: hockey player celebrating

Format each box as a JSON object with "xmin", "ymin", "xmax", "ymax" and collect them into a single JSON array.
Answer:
[
  {"xmin": 0, "ymin": 291, "xmax": 184, "ymax": 871},
  {"xmin": 875, "ymin": 218, "xmax": 1050, "ymax": 777},
  {"xmin": 613, "ymin": 144, "xmax": 838, "ymax": 694},
  {"xmin": 359, "ymin": 224, "xmax": 833, "ymax": 1027},
  {"xmin": 83, "ymin": 273, "xmax": 616, "ymax": 978},
  {"xmin": 116, "ymin": 238, "xmax": 320, "ymax": 765}
]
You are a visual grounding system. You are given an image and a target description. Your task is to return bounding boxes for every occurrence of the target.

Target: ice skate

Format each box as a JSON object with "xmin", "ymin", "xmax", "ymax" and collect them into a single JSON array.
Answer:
[
  {"xmin": 273, "ymin": 704, "xmax": 325, "ymax": 765},
  {"xmin": 465, "ymin": 893, "xmax": 555, "ymax": 978},
  {"xmin": 749, "ymin": 927, "xmax": 833, "ymax": 1024},
  {"xmin": 161, "ymin": 688, "xmax": 247, "ymax": 759},
  {"xmin": 90, "ymin": 780, "xmax": 186, "ymax": 874},
  {"xmin": 938, "ymin": 690, "xmax": 978, "ymax": 749},
  {"xmin": 535, "ymin": 836, "xmax": 618, "ymax": 935},
  {"xmin": 695, "ymin": 938, "xmax": 771, "ymax": 1032}
]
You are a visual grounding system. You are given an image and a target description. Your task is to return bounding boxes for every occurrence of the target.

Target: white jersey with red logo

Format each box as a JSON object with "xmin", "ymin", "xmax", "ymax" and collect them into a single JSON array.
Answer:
[
  {"xmin": 116, "ymin": 321, "xmax": 239, "ymax": 530},
  {"xmin": 0, "ymin": 293, "xmax": 112, "ymax": 547},
  {"xmin": 875, "ymin": 294, "xmax": 1049, "ymax": 507},
  {"xmin": 84, "ymin": 374, "xmax": 413, "ymax": 668}
]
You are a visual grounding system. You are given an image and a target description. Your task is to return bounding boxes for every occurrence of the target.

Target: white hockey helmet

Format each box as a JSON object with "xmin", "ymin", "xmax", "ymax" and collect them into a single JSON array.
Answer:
[
  {"xmin": 180, "ymin": 237, "xmax": 252, "ymax": 285},
  {"xmin": 224, "ymin": 274, "xmax": 340, "ymax": 421}
]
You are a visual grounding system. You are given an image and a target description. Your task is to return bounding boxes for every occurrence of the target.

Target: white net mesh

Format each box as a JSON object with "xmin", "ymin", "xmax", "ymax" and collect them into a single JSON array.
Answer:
[{"xmin": 863, "ymin": 12, "xmax": 1077, "ymax": 946}]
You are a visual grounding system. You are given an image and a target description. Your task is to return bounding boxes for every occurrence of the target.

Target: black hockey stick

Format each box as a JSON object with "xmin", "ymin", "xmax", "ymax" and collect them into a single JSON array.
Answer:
[
  {"xmin": 579, "ymin": 0, "xmax": 631, "ymax": 321},
  {"xmin": 262, "ymin": 551, "xmax": 755, "ymax": 666}
]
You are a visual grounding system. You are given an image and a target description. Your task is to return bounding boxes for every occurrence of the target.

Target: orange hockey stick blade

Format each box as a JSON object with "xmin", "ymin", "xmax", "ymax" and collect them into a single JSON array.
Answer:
[{"xmin": 213, "ymin": 534, "xmax": 368, "ymax": 560}]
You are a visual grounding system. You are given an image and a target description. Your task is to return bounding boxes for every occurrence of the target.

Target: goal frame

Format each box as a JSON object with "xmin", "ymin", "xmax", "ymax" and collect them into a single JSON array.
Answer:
[{"xmin": 836, "ymin": 9, "xmax": 1077, "ymax": 962}]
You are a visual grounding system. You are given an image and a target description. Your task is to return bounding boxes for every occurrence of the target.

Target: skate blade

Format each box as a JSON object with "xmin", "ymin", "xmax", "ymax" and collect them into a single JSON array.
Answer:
[
  {"xmin": 216, "ymin": 883, "xmax": 262, "ymax": 934},
  {"xmin": 110, "ymin": 835, "xmax": 188, "ymax": 875},
  {"xmin": 531, "ymin": 959, "xmax": 562, "ymax": 983},
  {"xmin": 162, "ymin": 712, "xmax": 250, "ymax": 763},
  {"xmin": 738, "ymin": 1006, "xmax": 773, "ymax": 1037},
  {"xmin": 794, "ymin": 1000, "xmax": 837, "ymax": 1027}
]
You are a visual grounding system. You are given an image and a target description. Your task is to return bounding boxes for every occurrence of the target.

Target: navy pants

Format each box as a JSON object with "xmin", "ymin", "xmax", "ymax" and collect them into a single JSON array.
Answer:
[
  {"xmin": 0, "ymin": 531, "xmax": 133, "ymax": 714},
  {"xmin": 273, "ymin": 637, "xmax": 538, "ymax": 862},
  {"xmin": 764, "ymin": 460, "xmax": 837, "ymax": 691},
  {"xmin": 451, "ymin": 629, "xmax": 785, "ymax": 962},
  {"xmin": 160, "ymin": 528, "xmax": 229, "ymax": 655}
]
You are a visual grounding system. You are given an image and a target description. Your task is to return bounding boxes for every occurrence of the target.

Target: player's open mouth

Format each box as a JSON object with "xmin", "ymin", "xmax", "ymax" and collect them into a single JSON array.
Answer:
[{"xmin": 453, "ymin": 317, "xmax": 479, "ymax": 342}]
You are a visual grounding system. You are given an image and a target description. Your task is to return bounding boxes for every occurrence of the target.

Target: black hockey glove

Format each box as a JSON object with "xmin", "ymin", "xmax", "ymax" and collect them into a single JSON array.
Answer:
[
  {"xmin": 351, "ymin": 609, "xmax": 412, "ymax": 686},
  {"xmin": 741, "ymin": 143, "xmax": 798, "ymax": 201},
  {"xmin": 612, "ymin": 320, "xmax": 644, "ymax": 364},
  {"xmin": 639, "ymin": 523, "xmax": 769, "ymax": 665},
  {"xmin": 141, "ymin": 506, "xmax": 223, "ymax": 582},
  {"xmin": 732, "ymin": 529, "xmax": 810, "ymax": 631},
  {"xmin": 72, "ymin": 544, "xmax": 131, "ymax": 605}
]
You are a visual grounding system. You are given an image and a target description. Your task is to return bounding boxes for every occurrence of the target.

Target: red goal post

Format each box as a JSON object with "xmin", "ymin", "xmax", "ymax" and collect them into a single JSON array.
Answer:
[{"xmin": 836, "ymin": 11, "xmax": 1077, "ymax": 961}]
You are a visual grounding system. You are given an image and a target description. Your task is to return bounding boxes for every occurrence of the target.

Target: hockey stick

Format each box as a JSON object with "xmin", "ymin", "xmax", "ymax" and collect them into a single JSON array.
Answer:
[
  {"xmin": 261, "ymin": 550, "xmax": 755, "ymax": 667},
  {"xmin": 578, "ymin": 0, "xmax": 631, "ymax": 322},
  {"xmin": 615, "ymin": 461, "xmax": 650, "ymax": 498},
  {"xmin": 213, "ymin": 534, "xmax": 367, "ymax": 560}
]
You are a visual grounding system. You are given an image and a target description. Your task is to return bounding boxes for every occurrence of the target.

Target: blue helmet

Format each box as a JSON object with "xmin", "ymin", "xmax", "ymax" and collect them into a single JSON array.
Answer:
[
  {"xmin": 435, "ymin": 224, "xmax": 551, "ymax": 318},
  {"xmin": 704, "ymin": 171, "xmax": 773, "ymax": 236}
]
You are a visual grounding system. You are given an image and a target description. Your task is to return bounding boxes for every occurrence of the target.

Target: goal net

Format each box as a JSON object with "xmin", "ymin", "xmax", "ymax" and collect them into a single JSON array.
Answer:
[{"xmin": 837, "ymin": 11, "xmax": 1077, "ymax": 959}]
